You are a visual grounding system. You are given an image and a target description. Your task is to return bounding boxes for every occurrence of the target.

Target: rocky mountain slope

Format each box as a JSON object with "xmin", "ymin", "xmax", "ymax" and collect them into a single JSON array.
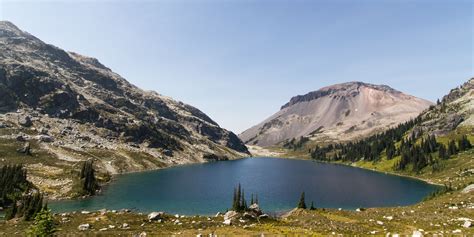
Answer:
[
  {"xmin": 240, "ymin": 82, "xmax": 433, "ymax": 147},
  {"xmin": 413, "ymin": 78, "xmax": 473, "ymax": 136},
  {"xmin": 0, "ymin": 21, "xmax": 248, "ymax": 198}
]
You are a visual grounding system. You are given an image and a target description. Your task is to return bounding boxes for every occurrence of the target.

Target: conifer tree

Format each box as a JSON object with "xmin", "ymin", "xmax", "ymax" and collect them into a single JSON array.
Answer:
[
  {"xmin": 448, "ymin": 140, "xmax": 458, "ymax": 156},
  {"xmin": 438, "ymin": 144, "xmax": 448, "ymax": 160},
  {"xmin": 386, "ymin": 142, "xmax": 396, "ymax": 160},
  {"xmin": 458, "ymin": 135, "xmax": 472, "ymax": 151},
  {"xmin": 297, "ymin": 192, "xmax": 307, "ymax": 209},
  {"xmin": 0, "ymin": 165, "xmax": 30, "ymax": 208},
  {"xmin": 310, "ymin": 201, "xmax": 316, "ymax": 210},
  {"xmin": 80, "ymin": 160, "xmax": 98, "ymax": 195},
  {"xmin": 232, "ymin": 187, "xmax": 238, "ymax": 211},
  {"xmin": 241, "ymin": 189, "xmax": 247, "ymax": 211},
  {"xmin": 26, "ymin": 206, "xmax": 56, "ymax": 236}
]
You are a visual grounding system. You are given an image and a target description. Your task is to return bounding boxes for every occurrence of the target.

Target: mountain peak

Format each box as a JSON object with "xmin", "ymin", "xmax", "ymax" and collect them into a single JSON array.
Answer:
[
  {"xmin": 0, "ymin": 21, "xmax": 30, "ymax": 38},
  {"xmin": 320, "ymin": 81, "xmax": 396, "ymax": 92},
  {"xmin": 0, "ymin": 21, "xmax": 249, "ymax": 177},
  {"xmin": 0, "ymin": 21, "xmax": 20, "ymax": 30},
  {"xmin": 281, "ymin": 81, "xmax": 399, "ymax": 110},
  {"xmin": 241, "ymin": 81, "xmax": 432, "ymax": 147}
]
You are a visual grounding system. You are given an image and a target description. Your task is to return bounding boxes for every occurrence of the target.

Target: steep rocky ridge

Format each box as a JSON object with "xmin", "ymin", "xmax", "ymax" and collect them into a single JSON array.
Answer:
[
  {"xmin": 0, "ymin": 21, "xmax": 248, "ymax": 198},
  {"xmin": 413, "ymin": 78, "xmax": 473, "ymax": 136}
]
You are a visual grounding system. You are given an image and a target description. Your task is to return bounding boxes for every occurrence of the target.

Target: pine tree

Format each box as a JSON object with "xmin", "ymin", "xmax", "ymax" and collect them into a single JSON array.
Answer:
[
  {"xmin": 458, "ymin": 135, "xmax": 472, "ymax": 151},
  {"xmin": 310, "ymin": 201, "xmax": 316, "ymax": 210},
  {"xmin": 386, "ymin": 142, "xmax": 396, "ymax": 160},
  {"xmin": 80, "ymin": 160, "xmax": 98, "ymax": 195},
  {"xmin": 447, "ymin": 140, "xmax": 458, "ymax": 156},
  {"xmin": 297, "ymin": 192, "xmax": 307, "ymax": 209},
  {"xmin": 4, "ymin": 199, "xmax": 17, "ymax": 220},
  {"xmin": 241, "ymin": 189, "xmax": 247, "ymax": 211},
  {"xmin": 236, "ymin": 184, "xmax": 242, "ymax": 211},
  {"xmin": 438, "ymin": 144, "xmax": 448, "ymax": 160},
  {"xmin": 0, "ymin": 165, "xmax": 30, "ymax": 208},
  {"xmin": 232, "ymin": 187, "xmax": 238, "ymax": 211}
]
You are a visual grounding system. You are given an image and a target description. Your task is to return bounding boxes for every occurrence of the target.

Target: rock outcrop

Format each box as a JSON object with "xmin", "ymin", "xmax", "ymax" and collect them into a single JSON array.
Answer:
[{"xmin": 414, "ymin": 78, "xmax": 474, "ymax": 136}]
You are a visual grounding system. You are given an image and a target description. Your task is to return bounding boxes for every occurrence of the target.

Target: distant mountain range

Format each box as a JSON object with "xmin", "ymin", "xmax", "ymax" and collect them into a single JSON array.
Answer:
[
  {"xmin": 0, "ymin": 21, "xmax": 248, "ymax": 175},
  {"xmin": 240, "ymin": 81, "xmax": 433, "ymax": 147}
]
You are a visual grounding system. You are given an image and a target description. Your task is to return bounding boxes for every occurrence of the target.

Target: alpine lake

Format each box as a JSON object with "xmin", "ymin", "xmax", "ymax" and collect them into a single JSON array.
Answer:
[{"xmin": 51, "ymin": 157, "xmax": 438, "ymax": 215}]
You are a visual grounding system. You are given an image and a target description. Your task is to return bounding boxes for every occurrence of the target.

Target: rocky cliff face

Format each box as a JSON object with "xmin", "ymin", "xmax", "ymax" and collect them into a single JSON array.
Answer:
[
  {"xmin": 413, "ymin": 78, "xmax": 474, "ymax": 136},
  {"xmin": 240, "ymin": 81, "xmax": 433, "ymax": 147},
  {"xmin": 0, "ymin": 21, "xmax": 248, "ymax": 197}
]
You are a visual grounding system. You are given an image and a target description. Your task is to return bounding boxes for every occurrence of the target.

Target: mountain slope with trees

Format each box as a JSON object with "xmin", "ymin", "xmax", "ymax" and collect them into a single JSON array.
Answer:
[
  {"xmin": 308, "ymin": 78, "xmax": 473, "ymax": 184},
  {"xmin": 0, "ymin": 21, "xmax": 249, "ymax": 199}
]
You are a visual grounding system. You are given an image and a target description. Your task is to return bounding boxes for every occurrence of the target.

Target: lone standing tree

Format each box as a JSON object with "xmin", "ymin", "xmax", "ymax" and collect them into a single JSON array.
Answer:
[
  {"xmin": 80, "ymin": 160, "xmax": 98, "ymax": 195},
  {"xmin": 297, "ymin": 192, "xmax": 307, "ymax": 209}
]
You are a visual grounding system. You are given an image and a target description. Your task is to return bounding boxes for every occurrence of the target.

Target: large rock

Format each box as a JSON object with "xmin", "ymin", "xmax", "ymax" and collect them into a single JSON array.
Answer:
[
  {"xmin": 18, "ymin": 115, "xmax": 32, "ymax": 127},
  {"xmin": 78, "ymin": 223, "xmax": 91, "ymax": 231},
  {"xmin": 463, "ymin": 220, "xmax": 472, "ymax": 228},
  {"xmin": 148, "ymin": 212, "xmax": 164, "ymax": 221},
  {"xmin": 412, "ymin": 230, "xmax": 423, "ymax": 237},
  {"xmin": 37, "ymin": 135, "xmax": 54, "ymax": 143},
  {"xmin": 17, "ymin": 142, "xmax": 31, "ymax": 155},
  {"xmin": 248, "ymin": 203, "xmax": 263, "ymax": 216},
  {"xmin": 462, "ymin": 184, "xmax": 474, "ymax": 193},
  {"xmin": 223, "ymin": 210, "xmax": 239, "ymax": 222},
  {"xmin": 222, "ymin": 219, "xmax": 232, "ymax": 225}
]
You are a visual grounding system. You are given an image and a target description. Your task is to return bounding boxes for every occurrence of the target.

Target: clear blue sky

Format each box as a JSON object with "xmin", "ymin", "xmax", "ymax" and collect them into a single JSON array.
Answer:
[{"xmin": 1, "ymin": 0, "xmax": 472, "ymax": 133}]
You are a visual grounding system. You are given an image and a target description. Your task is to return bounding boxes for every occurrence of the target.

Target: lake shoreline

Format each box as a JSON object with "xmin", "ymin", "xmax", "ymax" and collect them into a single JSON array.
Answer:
[
  {"xmin": 251, "ymin": 154, "xmax": 444, "ymax": 187},
  {"xmin": 49, "ymin": 157, "xmax": 437, "ymax": 215}
]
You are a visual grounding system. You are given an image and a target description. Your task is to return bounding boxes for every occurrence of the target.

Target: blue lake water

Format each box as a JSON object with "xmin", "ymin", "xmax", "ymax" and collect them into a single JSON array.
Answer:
[{"xmin": 50, "ymin": 158, "xmax": 438, "ymax": 215}]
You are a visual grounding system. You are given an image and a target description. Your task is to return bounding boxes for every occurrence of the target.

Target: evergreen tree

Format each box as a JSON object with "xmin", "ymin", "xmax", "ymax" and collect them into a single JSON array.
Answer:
[
  {"xmin": 231, "ymin": 183, "xmax": 251, "ymax": 212},
  {"xmin": 26, "ymin": 206, "xmax": 56, "ymax": 237},
  {"xmin": 7, "ymin": 192, "xmax": 45, "ymax": 221},
  {"xmin": 236, "ymin": 184, "xmax": 242, "ymax": 210},
  {"xmin": 20, "ymin": 192, "xmax": 44, "ymax": 221},
  {"xmin": 241, "ymin": 189, "xmax": 248, "ymax": 211},
  {"xmin": 4, "ymin": 199, "xmax": 17, "ymax": 220},
  {"xmin": 232, "ymin": 187, "xmax": 239, "ymax": 211},
  {"xmin": 297, "ymin": 192, "xmax": 307, "ymax": 209},
  {"xmin": 310, "ymin": 201, "xmax": 316, "ymax": 210},
  {"xmin": 386, "ymin": 142, "xmax": 396, "ymax": 160},
  {"xmin": 0, "ymin": 165, "xmax": 30, "ymax": 208},
  {"xmin": 458, "ymin": 135, "xmax": 472, "ymax": 151},
  {"xmin": 80, "ymin": 160, "xmax": 98, "ymax": 195},
  {"xmin": 438, "ymin": 144, "xmax": 449, "ymax": 160},
  {"xmin": 447, "ymin": 140, "xmax": 458, "ymax": 156}
]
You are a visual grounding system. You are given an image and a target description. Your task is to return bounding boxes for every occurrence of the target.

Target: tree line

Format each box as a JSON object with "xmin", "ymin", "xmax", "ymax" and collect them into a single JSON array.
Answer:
[
  {"xmin": 310, "ymin": 117, "xmax": 472, "ymax": 173},
  {"xmin": 0, "ymin": 165, "xmax": 31, "ymax": 208}
]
